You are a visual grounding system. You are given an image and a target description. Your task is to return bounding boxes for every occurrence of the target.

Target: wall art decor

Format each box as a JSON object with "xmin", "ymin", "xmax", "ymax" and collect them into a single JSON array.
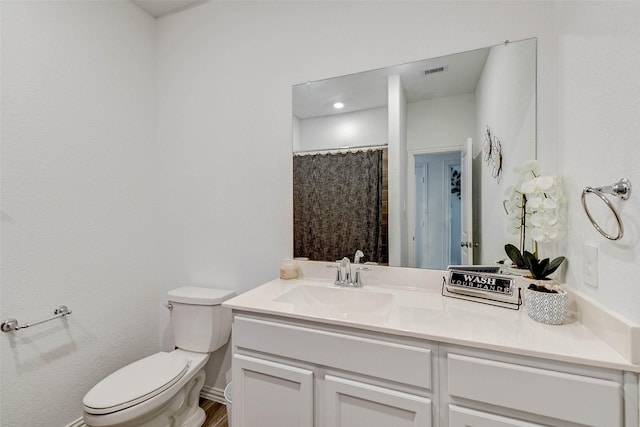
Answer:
[{"xmin": 482, "ymin": 125, "xmax": 503, "ymax": 182}]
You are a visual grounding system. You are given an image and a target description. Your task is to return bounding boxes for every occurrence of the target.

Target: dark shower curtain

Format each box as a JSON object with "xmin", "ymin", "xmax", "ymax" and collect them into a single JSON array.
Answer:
[{"xmin": 293, "ymin": 149, "xmax": 385, "ymax": 264}]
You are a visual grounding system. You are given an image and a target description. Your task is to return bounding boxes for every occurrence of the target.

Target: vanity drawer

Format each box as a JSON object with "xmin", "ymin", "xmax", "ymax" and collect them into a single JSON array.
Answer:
[
  {"xmin": 449, "ymin": 405, "xmax": 544, "ymax": 427},
  {"xmin": 233, "ymin": 315, "xmax": 433, "ymax": 389},
  {"xmin": 447, "ymin": 353, "xmax": 622, "ymax": 427}
]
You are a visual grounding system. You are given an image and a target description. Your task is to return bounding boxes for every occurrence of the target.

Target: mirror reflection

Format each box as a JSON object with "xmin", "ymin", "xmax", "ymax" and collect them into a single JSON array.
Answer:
[{"xmin": 292, "ymin": 38, "xmax": 536, "ymax": 269}]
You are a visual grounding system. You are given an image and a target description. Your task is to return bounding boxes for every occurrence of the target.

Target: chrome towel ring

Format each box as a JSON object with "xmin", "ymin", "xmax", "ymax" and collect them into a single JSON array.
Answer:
[{"xmin": 581, "ymin": 178, "xmax": 632, "ymax": 241}]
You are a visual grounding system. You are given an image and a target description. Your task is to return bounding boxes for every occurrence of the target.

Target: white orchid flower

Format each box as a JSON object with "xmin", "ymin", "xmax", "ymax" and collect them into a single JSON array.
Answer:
[
  {"xmin": 543, "ymin": 198, "xmax": 558, "ymax": 209},
  {"xmin": 526, "ymin": 196, "xmax": 544, "ymax": 209},
  {"xmin": 504, "ymin": 159, "xmax": 566, "ymax": 244},
  {"xmin": 536, "ymin": 175, "xmax": 554, "ymax": 190}
]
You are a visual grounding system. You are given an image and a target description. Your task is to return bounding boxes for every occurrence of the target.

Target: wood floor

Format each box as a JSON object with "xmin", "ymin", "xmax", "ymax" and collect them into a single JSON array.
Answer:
[{"xmin": 200, "ymin": 398, "xmax": 229, "ymax": 427}]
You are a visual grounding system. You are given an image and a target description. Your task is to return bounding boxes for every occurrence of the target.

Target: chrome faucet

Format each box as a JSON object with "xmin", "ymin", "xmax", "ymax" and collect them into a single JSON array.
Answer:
[
  {"xmin": 327, "ymin": 254, "xmax": 371, "ymax": 287},
  {"xmin": 354, "ymin": 250, "xmax": 364, "ymax": 264}
]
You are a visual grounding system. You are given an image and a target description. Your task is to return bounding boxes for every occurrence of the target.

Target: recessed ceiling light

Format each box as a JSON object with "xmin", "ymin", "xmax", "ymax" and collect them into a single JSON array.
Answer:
[{"xmin": 333, "ymin": 102, "xmax": 344, "ymax": 109}]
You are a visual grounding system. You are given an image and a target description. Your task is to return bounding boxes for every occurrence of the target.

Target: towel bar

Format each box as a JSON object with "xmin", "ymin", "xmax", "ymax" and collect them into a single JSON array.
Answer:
[{"xmin": 1, "ymin": 305, "xmax": 72, "ymax": 332}]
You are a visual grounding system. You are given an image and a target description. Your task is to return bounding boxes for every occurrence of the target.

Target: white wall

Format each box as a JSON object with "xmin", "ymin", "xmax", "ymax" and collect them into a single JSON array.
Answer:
[
  {"xmin": 388, "ymin": 75, "xmax": 408, "ymax": 267},
  {"xmin": 554, "ymin": 1, "xmax": 640, "ymax": 323},
  {"xmin": 0, "ymin": 1, "xmax": 157, "ymax": 425},
  {"xmin": 296, "ymin": 107, "xmax": 388, "ymax": 152},
  {"xmin": 407, "ymin": 94, "xmax": 476, "ymax": 152},
  {"xmin": 155, "ymin": 1, "xmax": 295, "ymax": 394},
  {"xmin": 475, "ymin": 39, "xmax": 537, "ymax": 265},
  {"xmin": 292, "ymin": 115, "xmax": 301, "ymax": 151}
]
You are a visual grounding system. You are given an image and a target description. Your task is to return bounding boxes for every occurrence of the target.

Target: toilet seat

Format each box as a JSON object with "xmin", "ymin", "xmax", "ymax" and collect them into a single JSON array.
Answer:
[{"xmin": 83, "ymin": 352, "xmax": 189, "ymax": 415}]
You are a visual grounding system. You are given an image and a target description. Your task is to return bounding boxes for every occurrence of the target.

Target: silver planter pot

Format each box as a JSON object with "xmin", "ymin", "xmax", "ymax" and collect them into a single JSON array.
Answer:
[{"xmin": 524, "ymin": 286, "xmax": 568, "ymax": 325}]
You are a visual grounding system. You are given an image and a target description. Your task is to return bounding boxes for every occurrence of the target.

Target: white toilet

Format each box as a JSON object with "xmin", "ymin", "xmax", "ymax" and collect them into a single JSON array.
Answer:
[{"xmin": 83, "ymin": 286, "xmax": 236, "ymax": 427}]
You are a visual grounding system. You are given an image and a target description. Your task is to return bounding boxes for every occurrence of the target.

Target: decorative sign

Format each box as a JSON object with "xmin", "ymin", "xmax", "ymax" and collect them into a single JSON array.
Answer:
[
  {"xmin": 448, "ymin": 270, "xmax": 514, "ymax": 296},
  {"xmin": 448, "ymin": 265, "xmax": 501, "ymax": 274}
]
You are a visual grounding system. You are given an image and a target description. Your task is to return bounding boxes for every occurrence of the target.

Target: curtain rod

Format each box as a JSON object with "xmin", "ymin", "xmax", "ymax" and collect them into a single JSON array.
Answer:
[{"xmin": 293, "ymin": 143, "xmax": 388, "ymax": 156}]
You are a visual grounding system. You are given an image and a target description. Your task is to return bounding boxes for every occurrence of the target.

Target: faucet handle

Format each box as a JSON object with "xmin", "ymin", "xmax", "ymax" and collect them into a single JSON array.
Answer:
[
  {"xmin": 339, "ymin": 257, "xmax": 351, "ymax": 284},
  {"xmin": 353, "ymin": 267, "xmax": 371, "ymax": 287},
  {"xmin": 327, "ymin": 264, "xmax": 342, "ymax": 286}
]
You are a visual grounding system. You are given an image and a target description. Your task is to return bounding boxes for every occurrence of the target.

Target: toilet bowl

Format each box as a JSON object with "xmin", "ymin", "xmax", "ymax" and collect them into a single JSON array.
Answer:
[{"xmin": 83, "ymin": 287, "xmax": 236, "ymax": 427}]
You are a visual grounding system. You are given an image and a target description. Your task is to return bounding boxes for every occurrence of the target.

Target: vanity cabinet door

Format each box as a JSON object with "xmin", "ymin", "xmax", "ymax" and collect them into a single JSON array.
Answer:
[
  {"xmin": 324, "ymin": 375, "xmax": 432, "ymax": 427},
  {"xmin": 233, "ymin": 354, "xmax": 314, "ymax": 427}
]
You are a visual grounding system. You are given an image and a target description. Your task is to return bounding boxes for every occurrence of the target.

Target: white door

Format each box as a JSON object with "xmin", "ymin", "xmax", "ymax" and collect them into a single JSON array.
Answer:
[
  {"xmin": 324, "ymin": 375, "xmax": 432, "ymax": 427},
  {"xmin": 414, "ymin": 151, "xmax": 462, "ymax": 269},
  {"xmin": 460, "ymin": 138, "xmax": 474, "ymax": 264},
  {"xmin": 233, "ymin": 354, "xmax": 314, "ymax": 427}
]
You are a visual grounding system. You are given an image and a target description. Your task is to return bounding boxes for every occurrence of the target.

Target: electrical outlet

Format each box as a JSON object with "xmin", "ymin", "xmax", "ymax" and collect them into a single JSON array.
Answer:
[{"xmin": 583, "ymin": 243, "xmax": 598, "ymax": 288}]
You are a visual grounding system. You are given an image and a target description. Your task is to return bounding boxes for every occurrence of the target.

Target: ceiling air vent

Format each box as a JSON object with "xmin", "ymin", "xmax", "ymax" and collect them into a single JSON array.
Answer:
[{"xmin": 423, "ymin": 65, "xmax": 448, "ymax": 75}]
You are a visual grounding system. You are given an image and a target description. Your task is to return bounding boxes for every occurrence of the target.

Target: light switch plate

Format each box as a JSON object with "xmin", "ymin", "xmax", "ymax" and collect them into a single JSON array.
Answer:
[{"xmin": 583, "ymin": 243, "xmax": 598, "ymax": 288}]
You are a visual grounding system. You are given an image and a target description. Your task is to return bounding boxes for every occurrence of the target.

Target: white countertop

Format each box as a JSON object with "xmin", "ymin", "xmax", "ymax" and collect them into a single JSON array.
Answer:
[{"xmin": 224, "ymin": 263, "xmax": 640, "ymax": 373}]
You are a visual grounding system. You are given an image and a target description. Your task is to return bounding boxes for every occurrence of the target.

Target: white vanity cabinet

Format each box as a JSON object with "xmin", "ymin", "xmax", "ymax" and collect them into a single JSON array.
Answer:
[
  {"xmin": 231, "ymin": 312, "xmax": 639, "ymax": 427},
  {"xmin": 441, "ymin": 345, "xmax": 636, "ymax": 427},
  {"xmin": 225, "ymin": 273, "xmax": 639, "ymax": 427},
  {"xmin": 231, "ymin": 313, "xmax": 436, "ymax": 427}
]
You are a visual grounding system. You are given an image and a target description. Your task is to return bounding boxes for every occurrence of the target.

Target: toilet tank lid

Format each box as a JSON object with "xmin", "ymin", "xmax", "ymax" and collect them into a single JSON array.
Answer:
[{"xmin": 168, "ymin": 286, "xmax": 236, "ymax": 305}]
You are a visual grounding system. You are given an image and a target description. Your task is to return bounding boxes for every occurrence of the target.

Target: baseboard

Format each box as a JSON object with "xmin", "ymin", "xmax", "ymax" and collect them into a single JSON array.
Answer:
[{"xmin": 200, "ymin": 384, "xmax": 227, "ymax": 404}]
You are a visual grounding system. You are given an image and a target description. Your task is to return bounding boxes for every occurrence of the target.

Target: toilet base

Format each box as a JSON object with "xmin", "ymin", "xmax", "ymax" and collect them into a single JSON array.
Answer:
[
  {"xmin": 137, "ymin": 370, "xmax": 206, "ymax": 427},
  {"xmin": 84, "ymin": 363, "xmax": 207, "ymax": 427}
]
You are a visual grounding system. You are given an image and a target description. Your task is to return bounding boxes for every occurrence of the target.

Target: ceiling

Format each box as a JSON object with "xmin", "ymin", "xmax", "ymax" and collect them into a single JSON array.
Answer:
[
  {"xmin": 131, "ymin": 0, "xmax": 207, "ymax": 18},
  {"xmin": 293, "ymin": 47, "xmax": 490, "ymax": 120}
]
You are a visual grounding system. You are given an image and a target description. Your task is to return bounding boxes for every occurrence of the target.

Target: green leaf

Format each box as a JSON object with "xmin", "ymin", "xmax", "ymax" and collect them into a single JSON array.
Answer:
[
  {"xmin": 522, "ymin": 251, "xmax": 538, "ymax": 274},
  {"xmin": 505, "ymin": 244, "xmax": 524, "ymax": 267},
  {"xmin": 544, "ymin": 256, "xmax": 566, "ymax": 277},
  {"xmin": 539, "ymin": 258, "xmax": 550, "ymax": 274}
]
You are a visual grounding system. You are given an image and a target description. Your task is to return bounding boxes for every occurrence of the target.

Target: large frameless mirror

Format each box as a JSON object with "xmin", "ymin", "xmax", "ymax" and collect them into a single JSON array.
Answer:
[{"xmin": 292, "ymin": 38, "xmax": 537, "ymax": 269}]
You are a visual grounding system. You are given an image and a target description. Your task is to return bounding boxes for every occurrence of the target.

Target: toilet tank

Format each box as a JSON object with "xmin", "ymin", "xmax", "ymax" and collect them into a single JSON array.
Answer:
[{"xmin": 167, "ymin": 286, "xmax": 236, "ymax": 353}]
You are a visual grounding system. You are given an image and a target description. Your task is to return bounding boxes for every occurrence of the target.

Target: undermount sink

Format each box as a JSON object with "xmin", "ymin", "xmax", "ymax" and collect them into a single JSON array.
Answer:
[{"xmin": 274, "ymin": 285, "xmax": 394, "ymax": 316}]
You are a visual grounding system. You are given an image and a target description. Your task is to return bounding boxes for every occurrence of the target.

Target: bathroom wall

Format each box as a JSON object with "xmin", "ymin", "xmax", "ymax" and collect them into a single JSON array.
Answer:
[
  {"xmin": 554, "ymin": 1, "xmax": 640, "ymax": 323},
  {"xmin": 2, "ymin": 1, "xmax": 639, "ymax": 426},
  {"xmin": 406, "ymin": 94, "xmax": 476, "ymax": 153},
  {"xmin": 296, "ymin": 107, "xmax": 388, "ymax": 152},
  {"xmin": 0, "ymin": 1, "xmax": 158, "ymax": 426},
  {"xmin": 475, "ymin": 39, "xmax": 537, "ymax": 265}
]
